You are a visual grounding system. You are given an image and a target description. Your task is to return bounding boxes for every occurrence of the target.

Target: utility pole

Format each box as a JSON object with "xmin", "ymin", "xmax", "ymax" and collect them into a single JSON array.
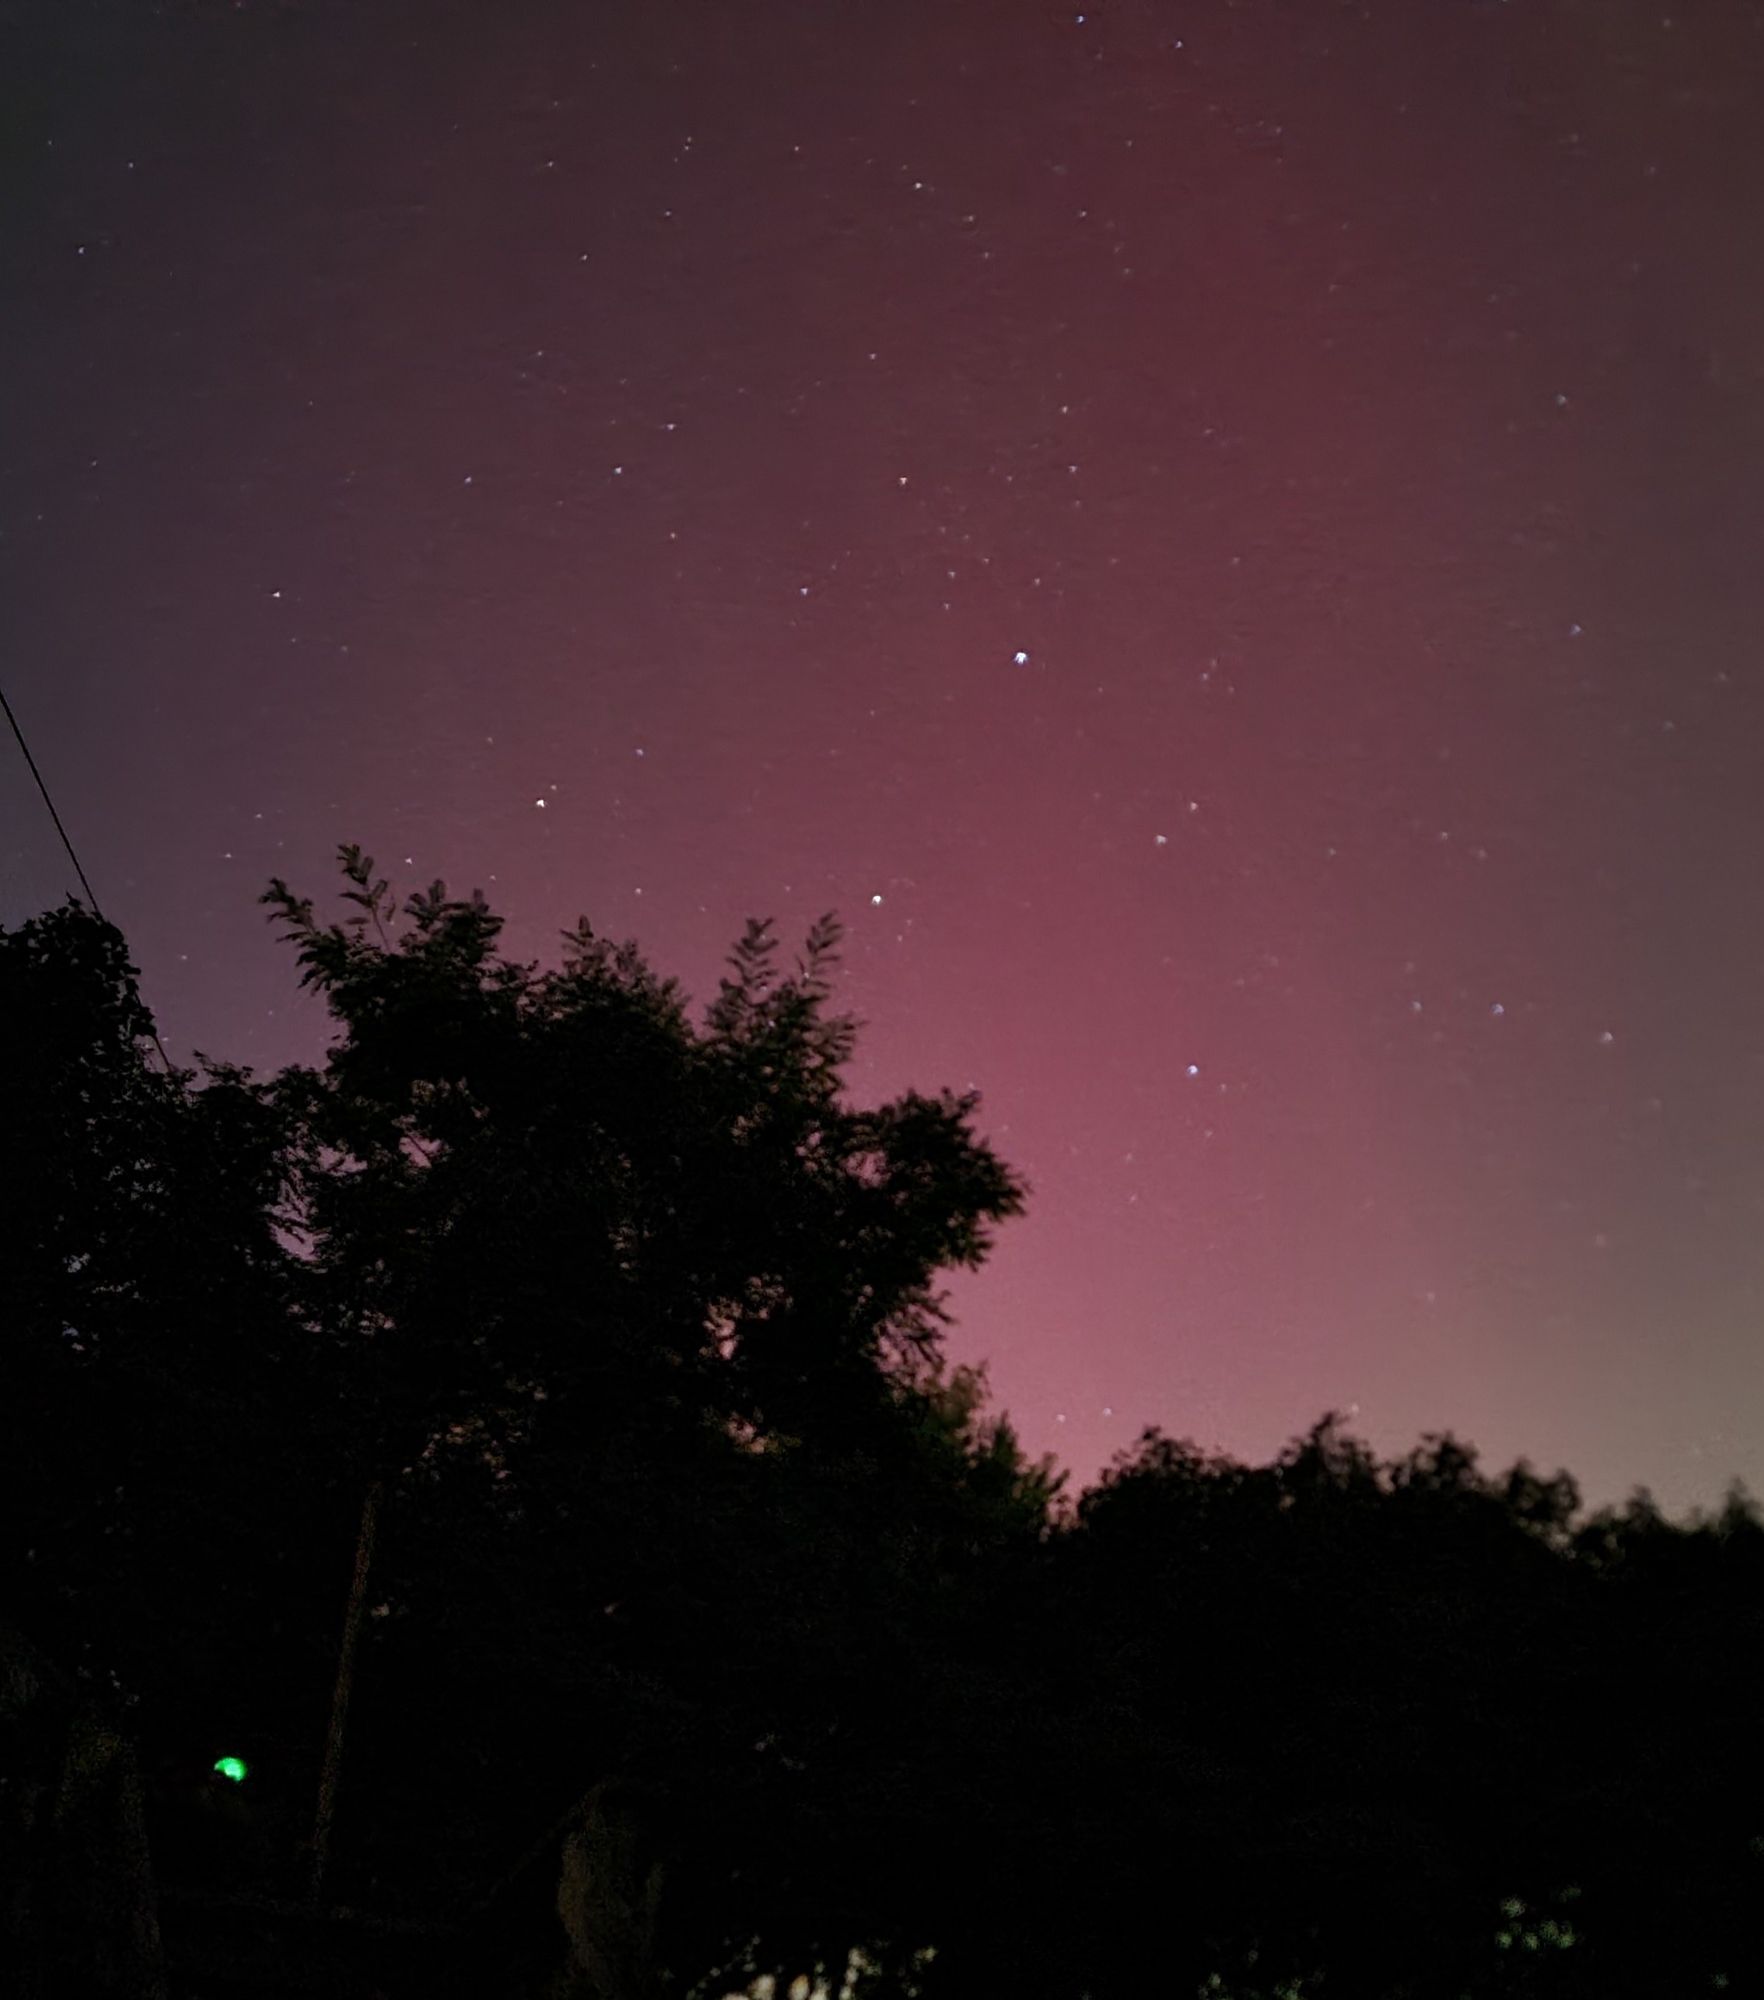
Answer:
[{"xmin": 308, "ymin": 1479, "xmax": 383, "ymax": 1908}]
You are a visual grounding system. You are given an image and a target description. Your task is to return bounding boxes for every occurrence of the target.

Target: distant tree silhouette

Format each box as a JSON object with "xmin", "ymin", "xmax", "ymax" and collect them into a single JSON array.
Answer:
[{"xmin": 999, "ymin": 1413, "xmax": 1764, "ymax": 2000}]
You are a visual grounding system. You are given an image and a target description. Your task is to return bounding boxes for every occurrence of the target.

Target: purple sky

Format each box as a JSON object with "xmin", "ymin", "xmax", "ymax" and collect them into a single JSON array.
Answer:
[{"xmin": 5, "ymin": 0, "xmax": 1763, "ymax": 1517}]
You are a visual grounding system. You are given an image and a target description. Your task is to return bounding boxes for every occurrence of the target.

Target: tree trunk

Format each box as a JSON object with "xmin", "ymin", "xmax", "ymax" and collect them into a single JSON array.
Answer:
[
  {"xmin": 552, "ymin": 1778, "xmax": 668, "ymax": 2000},
  {"xmin": 308, "ymin": 1477, "xmax": 384, "ymax": 1907},
  {"xmin": 0, "ymin": 1622, "xmax": 169, "ymax": 2000}
]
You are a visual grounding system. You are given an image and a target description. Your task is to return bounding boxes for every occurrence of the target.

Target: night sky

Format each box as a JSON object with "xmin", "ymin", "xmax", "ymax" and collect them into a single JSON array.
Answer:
[{"xmin": 5, "ymin": 0, "xmax": 1763, "ymax": 1519}]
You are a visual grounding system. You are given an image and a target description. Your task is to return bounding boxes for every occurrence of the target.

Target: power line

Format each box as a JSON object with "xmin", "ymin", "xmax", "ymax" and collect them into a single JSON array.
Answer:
[
  {"xmin": 1, "ymin": 676, "xmax": 107, "ymax": 917},
  {"xmin": 1, "ymin": 673, "xmax": 175, "ymax": 1072}
]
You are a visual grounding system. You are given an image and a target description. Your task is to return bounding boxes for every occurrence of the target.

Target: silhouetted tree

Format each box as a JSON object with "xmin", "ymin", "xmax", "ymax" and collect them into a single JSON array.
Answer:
[
  {"xmin": 8, "ymin": 867, "xmax": 1763, "ymax": 2000},
  {"xmin": 3, "ymin": 867, "xmax": 1051, "ymax": 1980},
  {"xmin": 0, "ymin": 901, "xmax": 352, "ymax": 1890},
  {"xmin": 998, "ymin": 1413, "xmax": 1764, "ymax": 2000},
  {"xmin": 247, "ymin": 847, "xmax": 1045, "ymax": 1965}
]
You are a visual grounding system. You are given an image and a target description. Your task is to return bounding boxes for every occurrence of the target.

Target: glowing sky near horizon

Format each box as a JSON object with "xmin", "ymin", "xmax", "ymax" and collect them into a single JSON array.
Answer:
[{"xmin": 4, "ymin": 0, "xmax": 1763, "ymax": 1518}]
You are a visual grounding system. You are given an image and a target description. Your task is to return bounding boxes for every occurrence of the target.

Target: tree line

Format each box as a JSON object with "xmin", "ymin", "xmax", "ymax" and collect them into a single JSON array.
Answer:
[{"xmin": 2, "ymin": 847, "xmax": 1759, "ymax": 1999}]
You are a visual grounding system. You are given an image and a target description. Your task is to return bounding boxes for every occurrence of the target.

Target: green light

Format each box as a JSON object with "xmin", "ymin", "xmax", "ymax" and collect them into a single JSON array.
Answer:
[{"xmin": 213, "ymin": 1755, "xmax": 249, "ymax": 1784}]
